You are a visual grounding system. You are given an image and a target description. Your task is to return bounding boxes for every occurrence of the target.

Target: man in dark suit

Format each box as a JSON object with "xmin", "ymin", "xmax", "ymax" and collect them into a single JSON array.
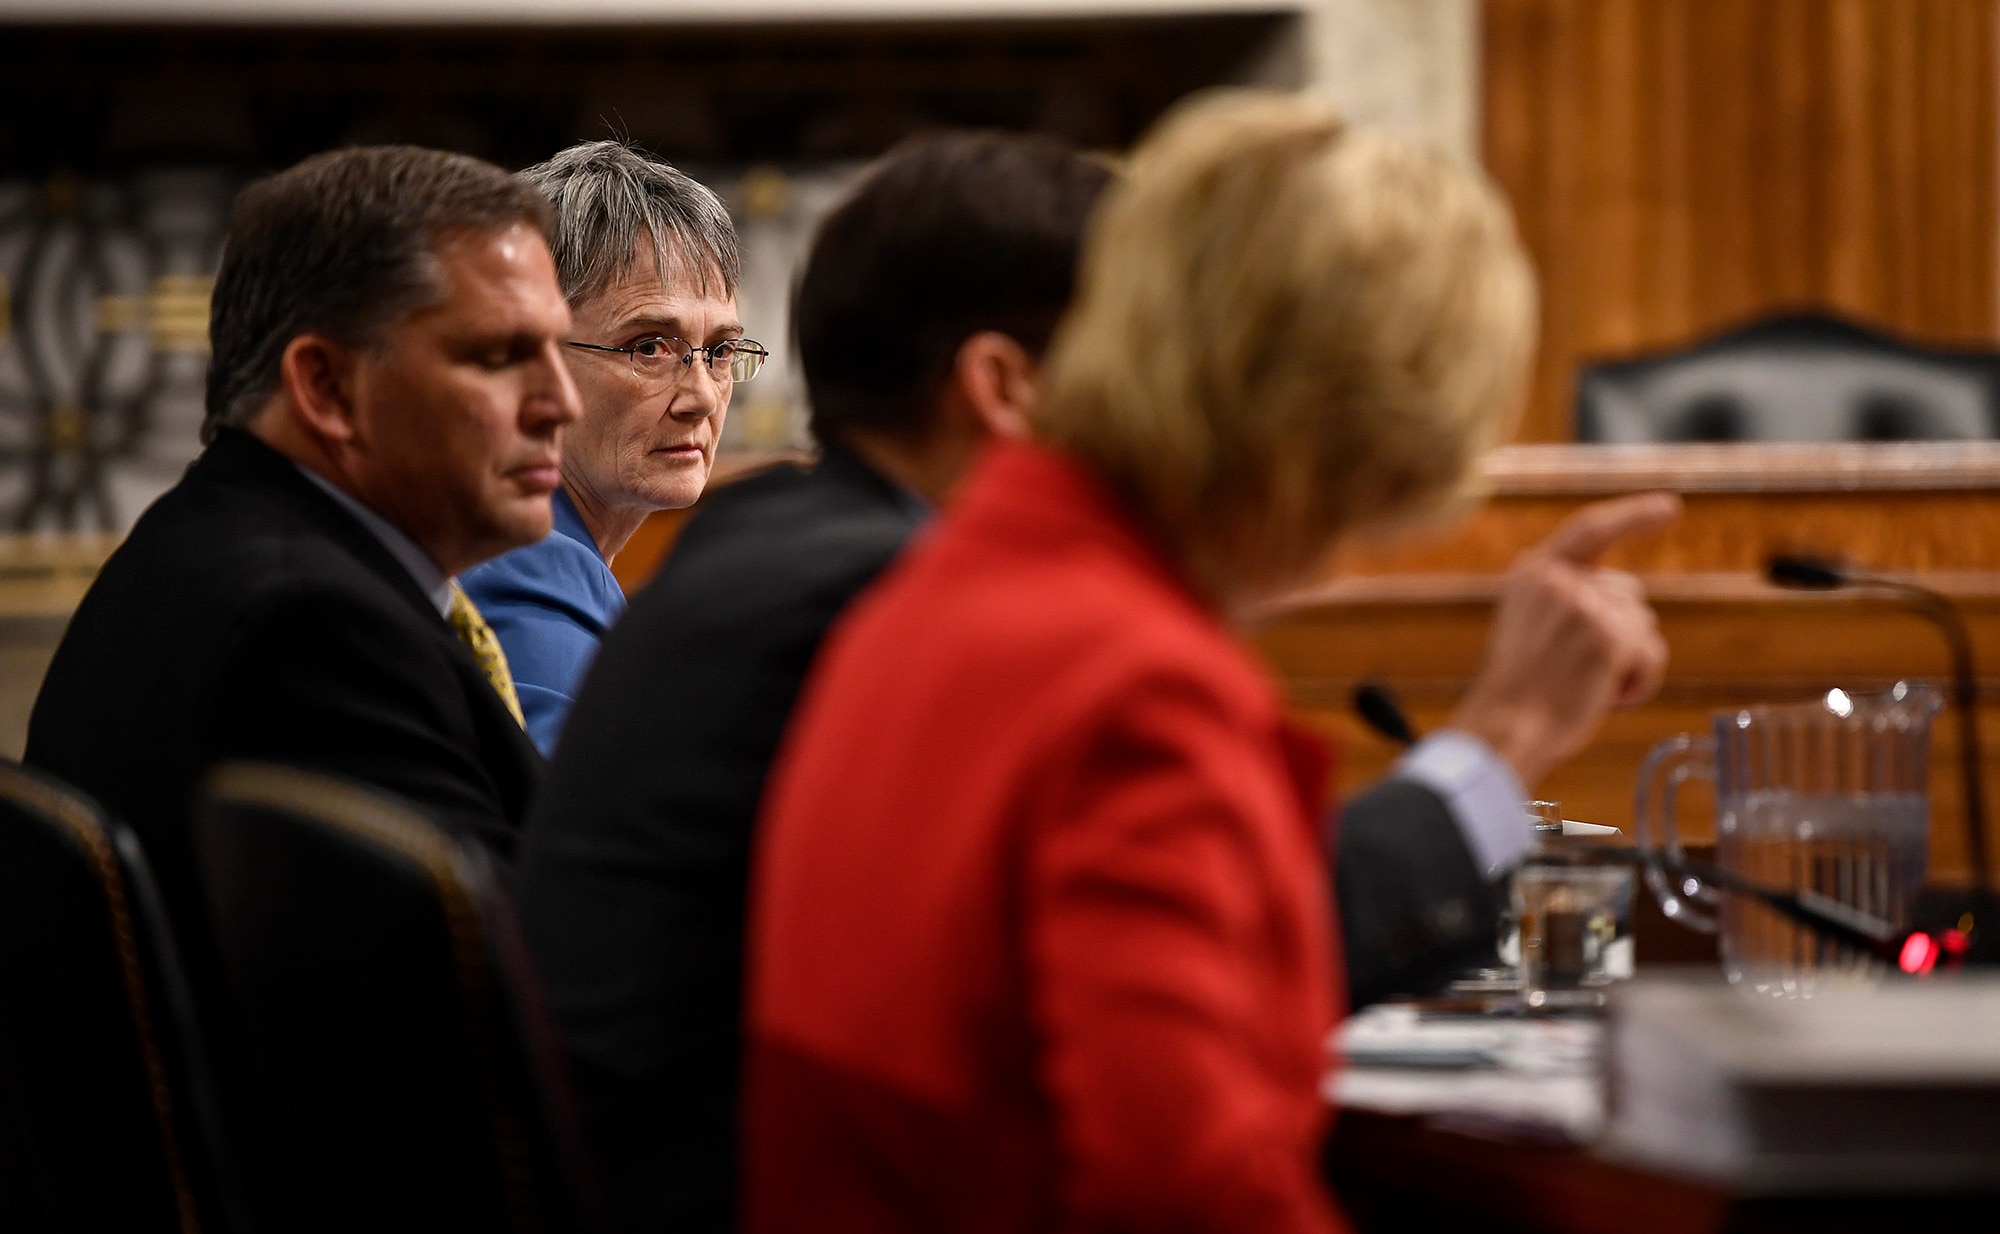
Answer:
[
  {"xmin": 27, "ymin": 146, "xmax": 579, "ymax": 1024},
  {"xmin": 518, "ymin": 131, "xmax": 1670, "ymax": 1232}
]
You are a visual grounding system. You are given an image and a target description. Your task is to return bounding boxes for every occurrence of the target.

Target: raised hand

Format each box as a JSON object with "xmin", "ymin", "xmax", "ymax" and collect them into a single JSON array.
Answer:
[{"xmin": 1447, "ymin": 492, "xmax": 1681, "ymax": 790}]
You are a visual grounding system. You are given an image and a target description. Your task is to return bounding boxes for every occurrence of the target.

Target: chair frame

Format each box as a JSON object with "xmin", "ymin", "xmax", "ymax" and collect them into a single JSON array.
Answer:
[{"xmin": 0, "ymin": 761, "xmax": 235, "ymax": 1234}]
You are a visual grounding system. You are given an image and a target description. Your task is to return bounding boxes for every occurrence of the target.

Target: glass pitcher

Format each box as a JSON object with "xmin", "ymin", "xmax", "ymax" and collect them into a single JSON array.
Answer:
[{"xmin": 1635, "ymin": 683, "xmax": 1941, "ymax": 995}]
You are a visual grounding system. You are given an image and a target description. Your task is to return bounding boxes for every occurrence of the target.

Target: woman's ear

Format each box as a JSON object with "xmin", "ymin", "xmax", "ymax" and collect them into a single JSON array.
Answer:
[
  {"xmin": 951, "ymin": 330, "xmax": 1039, "ymax": 442},
  {"xmin": 276, "ymin": 333, "xmax": 362, "ymax": 447}
]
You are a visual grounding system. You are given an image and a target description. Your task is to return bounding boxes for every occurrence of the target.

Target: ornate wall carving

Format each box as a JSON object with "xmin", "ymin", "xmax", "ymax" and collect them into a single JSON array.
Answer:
[{"xmin": 0, "ymin": 171, "xmax": 229, "ymax": 530}]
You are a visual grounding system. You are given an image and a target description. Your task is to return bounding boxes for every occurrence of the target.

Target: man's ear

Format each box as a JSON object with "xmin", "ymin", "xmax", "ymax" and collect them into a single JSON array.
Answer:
[
  {"xmin": 950, "ymin": 331, "xmax": 1039, "ymax": 442},
  {"xmin": 275, "ymin": 333, "xmax": 362, "ymax": 447}
]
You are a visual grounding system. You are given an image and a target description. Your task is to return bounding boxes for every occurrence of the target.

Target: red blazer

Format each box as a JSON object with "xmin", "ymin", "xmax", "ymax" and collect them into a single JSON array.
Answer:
[{"xmin": 745, "ymin": 441, "xmax": 1349, "ymax": 1234}]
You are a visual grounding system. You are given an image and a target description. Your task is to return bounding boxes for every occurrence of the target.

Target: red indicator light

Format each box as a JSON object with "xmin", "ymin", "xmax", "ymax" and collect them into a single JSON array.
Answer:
[
  {"xmin": 1899, "ymin": 932, "xmax": 1940, "ymax": 974},
  {"xmin": 1942, "ymin": 928, "xmax": 1972, "ymax": 956}
]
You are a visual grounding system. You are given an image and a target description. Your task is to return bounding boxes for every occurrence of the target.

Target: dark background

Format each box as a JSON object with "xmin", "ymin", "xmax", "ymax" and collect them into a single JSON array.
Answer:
[{"xmin": 0, "ymin": 15, "xmax": 1299, "ymax": 176}]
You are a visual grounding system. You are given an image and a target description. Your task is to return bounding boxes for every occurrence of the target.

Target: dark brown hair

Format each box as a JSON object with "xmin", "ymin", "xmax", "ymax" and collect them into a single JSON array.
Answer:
[
  {"xmin": 203, "ymin": 145, "xmax": 554, "ymax": 442},
  {"xmin": 793, "ymin": 130, "xmax": 1113, "ymax": 446}
]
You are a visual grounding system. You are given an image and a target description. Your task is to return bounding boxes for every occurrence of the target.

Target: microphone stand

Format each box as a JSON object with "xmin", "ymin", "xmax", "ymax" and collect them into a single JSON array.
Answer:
[
  {"xmin": 1550, "ymin": 845, "xmax": 1985, "ymax": 973},
  {"xmin": 1767, "ymin": 555, "xmax": 1998, "ymax": 961},
  {"xmin": 1640, "ymin": 854, "xmax": 1904, "ymax": 965}
]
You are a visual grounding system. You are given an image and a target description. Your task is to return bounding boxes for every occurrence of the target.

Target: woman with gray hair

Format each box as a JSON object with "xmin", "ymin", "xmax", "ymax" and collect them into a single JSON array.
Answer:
[{"xmin": 461, "ymin": 140, "xmax": 766, "ymax": 753}]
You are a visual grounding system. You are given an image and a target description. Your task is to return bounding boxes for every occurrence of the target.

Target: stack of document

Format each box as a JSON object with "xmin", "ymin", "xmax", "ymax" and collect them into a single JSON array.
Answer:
[
  {"xmin": 1331, "ymin": 1004, "xmax": 1604, "ymax": 1141},
  {"xmin": 1603, "ymin": 974, "xmax": 2000, "ymax": 1192}
]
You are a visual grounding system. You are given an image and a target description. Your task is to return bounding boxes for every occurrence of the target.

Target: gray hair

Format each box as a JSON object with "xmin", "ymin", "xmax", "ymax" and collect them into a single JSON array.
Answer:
[{"xmin": 521, "ymin": 140, "xmax": 741, "ymax": 307}]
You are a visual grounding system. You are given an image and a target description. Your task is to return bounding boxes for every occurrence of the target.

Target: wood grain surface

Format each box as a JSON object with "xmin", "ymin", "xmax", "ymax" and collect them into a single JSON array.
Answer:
[{"xmin": 1483, "ymin": 0, "xmax": 2000, "ymax": 443}]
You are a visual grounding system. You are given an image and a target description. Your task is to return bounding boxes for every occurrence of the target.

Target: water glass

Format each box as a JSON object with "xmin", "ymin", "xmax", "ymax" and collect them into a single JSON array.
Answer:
[{"xmin": 1514, "ymin": 861, "xmax": 1634, "ymax": 1009}]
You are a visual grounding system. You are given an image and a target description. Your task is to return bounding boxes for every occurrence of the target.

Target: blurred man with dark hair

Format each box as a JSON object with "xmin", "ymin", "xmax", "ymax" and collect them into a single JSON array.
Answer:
[
  {"xmin": 524, "ymin": 125, "xmax": 1672, "ymax": 1232},
  {"xmin": 28, "ymin": 144, "xmax": 577, "ymax": 1017},
  {"xmin": 517, "ymin": 130, "xmax": 1111, "ymax": 1234}
]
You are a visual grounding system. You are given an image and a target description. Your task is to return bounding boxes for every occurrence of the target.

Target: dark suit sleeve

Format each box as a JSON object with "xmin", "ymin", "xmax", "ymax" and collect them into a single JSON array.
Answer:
[
  {"xmin": 1332, "ymin": 780, "xmax": 1505, "ymax": 1010},
  {"xmin": 201, "ymin": 586, "xmax": 521, "ymax": 858}
]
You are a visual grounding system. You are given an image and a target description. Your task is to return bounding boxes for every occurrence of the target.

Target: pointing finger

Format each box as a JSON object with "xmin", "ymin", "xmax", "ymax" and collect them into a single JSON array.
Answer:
[
  {"xmin": 1590, "ymin": 567, "xmax": 1648, "ymax": 605},
  {"xmin": 1538, "ymin": 492, "xmax": 1682, "ymax": 566}
]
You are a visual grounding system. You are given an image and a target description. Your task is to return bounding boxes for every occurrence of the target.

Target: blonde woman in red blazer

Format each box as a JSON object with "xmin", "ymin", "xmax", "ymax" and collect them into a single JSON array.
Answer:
[{"xmin": 746, "ymin": 91, "xmax": 1541, "ymax": 1234}]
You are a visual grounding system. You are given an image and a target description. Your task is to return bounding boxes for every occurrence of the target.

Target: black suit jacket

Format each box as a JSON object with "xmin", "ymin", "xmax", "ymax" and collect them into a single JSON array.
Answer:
[
  {"xmin": 1335, "ymin": 781, "xmax": 1505, "ymax": 1008},
  {"xmin": 521, "ymin": 444, "xmax": 1506, "ymax": 1232},
  {"xmin": 518, "ymin": 446, "xmax": 922, "ymax": 1234},
  {"xmin": 27, "ymin": 430, "xmax": 541, "ymax": 1017}
]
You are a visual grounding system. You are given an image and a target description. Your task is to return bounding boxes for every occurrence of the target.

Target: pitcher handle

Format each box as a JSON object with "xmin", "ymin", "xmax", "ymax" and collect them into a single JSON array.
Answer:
[{"xmin": 1634, "ymin": 734, "xmax": 1721, "ymax": 933}]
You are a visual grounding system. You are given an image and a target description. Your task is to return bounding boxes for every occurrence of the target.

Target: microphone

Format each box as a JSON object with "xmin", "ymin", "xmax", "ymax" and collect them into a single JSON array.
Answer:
[
  {"xmin": 1549, "ymin": 837, "xmax": 1988, "ymax": 971},
  {"xmin": 1601, "ymin": 847, "xmax": 1992, "ymax": 974},
  {"xmin": 1766, "ymin": 553, "xmax": 1998, "ymax": 965},
  {"xmin": 1658, "ymin": 854, "xmax": 1921, "ymax": 968},
  {"xmin": 1352, "ymin": 680, "xmax": 1420, "ymax": 747},
  {"xmin": 1766, "ymin": 556, "xmax": 1847, "ymax": 590}
]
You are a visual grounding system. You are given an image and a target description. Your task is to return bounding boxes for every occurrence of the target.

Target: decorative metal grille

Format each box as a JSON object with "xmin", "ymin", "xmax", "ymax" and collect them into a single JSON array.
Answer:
[
  {"xmin": 0, "ymin": 164, "xmax": 867, "ymax": 533},
  {"xmin": 0, "ymin": 171, "xmax": 231, "ymax": 532},
  {"xmin": 0, "ymin": 15, "xmax": 1287, "ymax": 531}
]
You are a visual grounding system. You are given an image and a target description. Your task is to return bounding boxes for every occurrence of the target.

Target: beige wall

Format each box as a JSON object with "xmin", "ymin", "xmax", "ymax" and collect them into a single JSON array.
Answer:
[{"xmin": 1302, "ymin": 0, "xmax": 1480, "ymax": 160}]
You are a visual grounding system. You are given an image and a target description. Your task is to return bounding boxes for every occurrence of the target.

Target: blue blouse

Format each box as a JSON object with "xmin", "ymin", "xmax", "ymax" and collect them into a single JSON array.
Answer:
[{"xmin": 458, "ymin": 487, "xmax": 628, "ymax": 755}]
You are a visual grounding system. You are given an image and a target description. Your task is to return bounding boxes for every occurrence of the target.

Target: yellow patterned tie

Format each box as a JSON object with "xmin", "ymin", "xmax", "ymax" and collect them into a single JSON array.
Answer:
[{"xmin": 448, "ymin": 581, "xmax": 526, "ymax": 729}]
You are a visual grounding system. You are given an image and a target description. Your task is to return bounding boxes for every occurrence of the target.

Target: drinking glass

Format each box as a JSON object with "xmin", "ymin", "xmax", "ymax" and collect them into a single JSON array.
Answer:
[{"xmin": 1513, "ymin": 861, "xmax": 1634, "ymax": 1009}]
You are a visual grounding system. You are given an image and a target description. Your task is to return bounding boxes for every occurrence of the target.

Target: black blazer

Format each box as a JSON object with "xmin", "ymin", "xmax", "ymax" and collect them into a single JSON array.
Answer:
[
  {"xmin": 27, "ymin": 430, "xmax": 541, "ymax": 1017},
  {"xmin": 518, "ymin": 445, "xmax": 1500, "ymax": 1232},
  {"xmin": 1336, "ymin": 781, "xmax": 1505, "ymax": 1008},
  {"xmin": 518, "ymin": 446, "xmax": 923, "ymax": 1234}
]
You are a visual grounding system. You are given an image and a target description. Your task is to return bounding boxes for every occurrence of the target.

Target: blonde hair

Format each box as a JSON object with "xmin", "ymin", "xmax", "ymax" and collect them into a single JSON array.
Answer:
[{"xmin": 1037, "ymin": 90, "xmax": 1538, "ymax": 597}]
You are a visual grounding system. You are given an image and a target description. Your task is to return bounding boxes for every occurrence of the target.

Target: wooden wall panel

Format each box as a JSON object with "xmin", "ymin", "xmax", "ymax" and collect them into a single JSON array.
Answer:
[
  {"xmin": 1482, "ymin": 0, "xmax": 2000, "ymax": 442},
  {"xmin": 1265, "ymin": 590, "xmax": 2000, "ymax": 882}
]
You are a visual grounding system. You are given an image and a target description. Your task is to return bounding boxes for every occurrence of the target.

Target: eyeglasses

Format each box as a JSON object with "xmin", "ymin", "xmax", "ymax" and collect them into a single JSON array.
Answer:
[{"xmin": 566, "ymin": 335, "xmax": 769, "ymax": 385}]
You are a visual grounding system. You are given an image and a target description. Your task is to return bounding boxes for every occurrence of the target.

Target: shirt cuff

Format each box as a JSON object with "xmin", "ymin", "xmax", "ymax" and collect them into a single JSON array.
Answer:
[{"xmin": 1392, "ymin": 729, "xmax": 1532, "ymax": 877}]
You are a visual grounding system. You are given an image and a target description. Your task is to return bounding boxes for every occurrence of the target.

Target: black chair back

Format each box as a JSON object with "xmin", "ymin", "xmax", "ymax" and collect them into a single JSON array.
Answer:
[
  {"xmin": 0, "ymin": 760, "xmax": 245, "ymax": 1233},
  {"xmin": 1575, "ymin": 311, "xmax": 2000, "ymax": 442},
  {"xmin": 195, "ymin": 762, "xmax": 595, "ymax": 1234}
]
